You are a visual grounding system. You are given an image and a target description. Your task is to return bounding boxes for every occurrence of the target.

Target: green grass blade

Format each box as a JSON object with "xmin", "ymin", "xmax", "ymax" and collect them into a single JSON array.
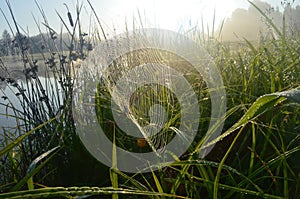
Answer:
[
  {"xmin": 201, "ymin": 87, "xmax": 300, "ymax": 197},
  {"xmin": 271, "ymin": 87, "xmax": 300, "ymax": 103},
  {"xmin": 110, "ymin": 126, "xmax": 119, "ymax": 199},
  {"xmin": 243, "ymin": 38, "xmax": 257, "ymax": 55},
  {"xmin": 213, "ymin": 126, "xmax": 247, "ymax": 199},
  {"xmin": 0, "ymin": 115, "xmax": 60, "ymax": 157},
  {"xmin": 0, "ymin": 187, "xmax": 189, "ymax": 199},
  {"xmin": 113, "ymin": 170, "xmax": 149, "ymax": 191},
  {"xmin": 248, "ymin": 0, "xmax": 282, "ymax": 37},
  {"xmin": 202, "ymin": 87, "xmax": 300, "ymax": 150},
  {"xmin": 12, "ymin": 146, "xmax": 61, "ymax": 191},
  {"xmin": 151, "ymin": 169, "xmax": 164, "ymax": 199},
  {"xmin": 26, "ymin": 146, "xmax": 60, "ymax": 190}
]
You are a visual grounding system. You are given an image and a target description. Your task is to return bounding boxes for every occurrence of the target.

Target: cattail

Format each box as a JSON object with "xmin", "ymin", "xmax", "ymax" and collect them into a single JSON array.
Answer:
[
  {"xmin": 67, "ymin": 12, "xmax": 74, "ymax": 27},
  {"xmin": 64, "ymin": 3, "xmax": 74, "ymax": 27}
]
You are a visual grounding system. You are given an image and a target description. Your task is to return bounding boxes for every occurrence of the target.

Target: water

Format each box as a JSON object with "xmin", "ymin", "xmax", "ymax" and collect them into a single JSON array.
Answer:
[
  {"xmin": 0, "ymin": 76, "xmax": 63, "ymax": 142},
  {"xmin": 0, "ymin": 82, "xmax": 23, "ymax": 135}
]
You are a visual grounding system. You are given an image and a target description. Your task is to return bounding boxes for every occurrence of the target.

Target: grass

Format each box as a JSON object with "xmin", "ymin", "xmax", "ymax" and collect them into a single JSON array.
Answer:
[{"xmin": 0, "ymin": 0, "xmax": 300, "ymax": 198}]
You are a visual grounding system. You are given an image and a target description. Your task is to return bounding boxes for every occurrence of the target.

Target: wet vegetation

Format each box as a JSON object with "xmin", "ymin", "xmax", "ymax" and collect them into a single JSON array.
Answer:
[{"xmin": 0, "ymin": 0, "xmax": 300, "ymax": 198}]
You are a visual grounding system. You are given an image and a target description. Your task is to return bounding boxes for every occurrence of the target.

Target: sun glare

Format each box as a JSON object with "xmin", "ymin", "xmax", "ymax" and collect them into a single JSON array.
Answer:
[{"xmin": 110, "ymin": 0, "xmax": 241, "ymax": 32}]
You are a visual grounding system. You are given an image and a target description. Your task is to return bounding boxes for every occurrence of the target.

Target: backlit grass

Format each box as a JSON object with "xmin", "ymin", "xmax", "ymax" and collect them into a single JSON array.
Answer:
[{"xmin": 0, "ymin": 0, "xmax": 300, "ymax": 198}]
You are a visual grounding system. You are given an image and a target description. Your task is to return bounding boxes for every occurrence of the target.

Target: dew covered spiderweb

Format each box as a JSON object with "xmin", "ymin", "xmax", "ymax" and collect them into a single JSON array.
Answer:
[
  {"xmin": 73, "ymin": 28, "xmax": 226, "ymax": 172},
  {"xmin": 94, "ymin": 31, "xmax": 201, "ymax": 156}
]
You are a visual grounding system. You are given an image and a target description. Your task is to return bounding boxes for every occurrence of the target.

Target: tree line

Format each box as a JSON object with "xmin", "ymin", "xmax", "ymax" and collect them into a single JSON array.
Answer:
[
  {"xmin": 219, "ymin": 0, "xmax": 300, "ymax": 41},
  {"xmin": 0, "ymin": 30, "xmax": 72, "ymax": 56}
]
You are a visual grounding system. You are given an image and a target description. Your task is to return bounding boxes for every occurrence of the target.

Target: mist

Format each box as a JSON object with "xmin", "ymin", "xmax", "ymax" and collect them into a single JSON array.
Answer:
[{"xmin": 219, "ymin": 0, "xmax": 300, "ymax": 41}]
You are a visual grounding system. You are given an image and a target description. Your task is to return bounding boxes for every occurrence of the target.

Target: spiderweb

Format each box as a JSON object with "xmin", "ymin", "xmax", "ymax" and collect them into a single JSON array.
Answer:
[
  {"xmin": 95, "ymin": 33, "xmax": 204, "ymax": 156},
  {"xmin": 74, "ymin": 28, "xmax": 226, "ymax": 172}
]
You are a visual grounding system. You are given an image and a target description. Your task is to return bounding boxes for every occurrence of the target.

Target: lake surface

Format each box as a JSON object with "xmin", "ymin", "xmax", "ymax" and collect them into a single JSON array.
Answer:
[
  {"xmin": 0, "ymin": 82, "xmax": 21, "ymax": 128},
  {"xmin": 0, "ymin": 76, "xmax": 63, "ymax": 142}
]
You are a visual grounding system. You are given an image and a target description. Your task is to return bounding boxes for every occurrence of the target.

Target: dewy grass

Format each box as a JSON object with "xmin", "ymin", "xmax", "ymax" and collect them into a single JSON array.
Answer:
[
  {"xmin": 0, "ymin": 0, "xmax": 92, "ymax": 188},
  {"xmin": 0, "ymin": 0, "xmax": 300, "ymax": 198}
]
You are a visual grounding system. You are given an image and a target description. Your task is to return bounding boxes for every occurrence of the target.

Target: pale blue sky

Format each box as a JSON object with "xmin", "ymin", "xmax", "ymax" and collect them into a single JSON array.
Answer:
[{"xmin": 0, "ymin": 0, "xmax": 299, "ymax": 36}]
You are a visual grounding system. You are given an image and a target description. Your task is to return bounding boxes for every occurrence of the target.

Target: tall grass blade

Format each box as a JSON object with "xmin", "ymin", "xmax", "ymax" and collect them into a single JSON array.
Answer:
[
  {"xmin": 0, "ymin": 187, "xmax": 189, "ymax": 199},
  {"xmin": 213, "ymin": 125, "xmax": 247, "ymax": 199},
  {"xmin": 248, "ymin": 0, "xmax": 282, "ymax": 37},
  {"xmin": 202, "ymin": 87, "xmax": 300, "ymax": 150},
  {"xmin": 110, "ymin": 127, "xmax": 119, "ymax": 199},
  {"xmin": 25, "ymin": 146, "xmax": 60, "ymax": 190},
  {"xmin": 209, "ymin": 87, "xmax": 300, "ymax": 197},
  {"xmin": 0, "ymin": 115, "xmax": 60, "ymax": 157},
  {"xmin": 150, "ymin": 168, "xmax": 164, "ymax": 199},
  {"xmin": 12, "ymin": 146, "xmax": 60, "ymax": 191}
]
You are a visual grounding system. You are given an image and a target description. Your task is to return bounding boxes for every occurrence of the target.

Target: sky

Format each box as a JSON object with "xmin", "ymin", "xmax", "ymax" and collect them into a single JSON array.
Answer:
[{"xmin": 0, "ymin": 0, "xmax": 299, "ymax": 36}]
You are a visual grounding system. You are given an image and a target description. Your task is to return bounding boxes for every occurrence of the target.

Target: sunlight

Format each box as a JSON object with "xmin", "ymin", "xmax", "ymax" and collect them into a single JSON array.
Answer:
[{"xmin": 110, "ymin": 0, "xmax": 242, "ymax": 32}]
